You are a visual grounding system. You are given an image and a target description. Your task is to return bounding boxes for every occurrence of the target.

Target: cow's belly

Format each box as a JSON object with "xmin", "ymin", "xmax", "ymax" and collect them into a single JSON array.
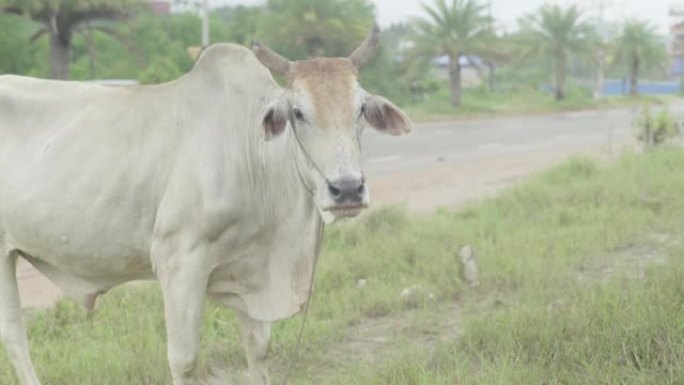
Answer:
[
  {"xmin": 2, "ymin": 199, "xmax": 155, "ymax": 300},
  {"xmin": 1, "ymin": 195, "xmax": 155, "ymax": 281},
  {"xmin": 5, "ymin": 218, "xmax": 154, "ymax": 286},
  {"xmin": 0, "ymin": 191, "xmax": 156, "ymax": 294}
]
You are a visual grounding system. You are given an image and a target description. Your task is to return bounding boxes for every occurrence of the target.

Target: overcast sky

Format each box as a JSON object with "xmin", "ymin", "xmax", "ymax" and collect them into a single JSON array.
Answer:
[{"xmin": 210, "ymin": 0, "xmax": 681, "ymax": 34}]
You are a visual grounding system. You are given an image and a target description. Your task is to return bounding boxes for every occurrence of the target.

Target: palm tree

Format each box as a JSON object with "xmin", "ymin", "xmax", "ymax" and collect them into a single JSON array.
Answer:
[
  {"xmin": 518, "ymin": 4, "xmax": 594, "ymax": 101},
  {"xmin": 614, "ymin": 20, "xmax": 667, "ymax": 96},
  {"xmin": 413, "ymin": 0, "xmax": 494, "ymax": 107},
  {"xmin": 0, "ymin": 0, "xmax": 141, "ymax": 79},
  {"xmin": 260, "ymin": 0, "xmax": 375, "ymax": 59}
]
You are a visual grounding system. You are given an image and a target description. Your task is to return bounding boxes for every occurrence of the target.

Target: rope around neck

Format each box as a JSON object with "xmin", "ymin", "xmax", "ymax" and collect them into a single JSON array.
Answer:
[
  {"xmin": 279, "ymin": 218, "xmax": 324, "ymax": 385},
  {"xmin": 290, "ymin": 111, "xmax": 332, "ymax": 195},
  {"xmin": 280, "ymin": 115, "xmax": 326, "ymax": 385}
]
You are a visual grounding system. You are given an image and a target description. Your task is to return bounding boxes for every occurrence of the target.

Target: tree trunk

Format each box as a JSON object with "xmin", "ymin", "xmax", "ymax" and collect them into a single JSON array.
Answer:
[
  {"xmin": 629, "ymin": 57, "xmax": 639, "ymax": 96},
  {"xmin": 593, "ymin": 49, "xmax": 605, "ymax": 101},
  {"xmin": 49, "ymin": 33, "xmax": 70, "ymax": 80},
  {"xmin": 554, "ymin": 55, "xmax": 566, "ymax": 101},
  {"xmin": 487, "ymin": 62, "xmax": 495, "ymax": 92},
  {"xmin": 448, "ymin": 54, "xmax": 462, "ymax": 108}
]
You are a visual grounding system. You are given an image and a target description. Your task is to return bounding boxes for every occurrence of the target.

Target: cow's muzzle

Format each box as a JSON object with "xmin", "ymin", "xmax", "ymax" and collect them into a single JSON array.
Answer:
[{"xmin": 324, "ymin": 175, "xmax": 368, "ymax": 217}]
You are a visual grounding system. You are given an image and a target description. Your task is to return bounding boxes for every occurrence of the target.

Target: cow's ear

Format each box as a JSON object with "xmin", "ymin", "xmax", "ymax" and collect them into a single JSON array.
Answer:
[
  {"xmin": 262, "ymin": 105, "xmax": 288, "ymax": 140},
  {"xmin": 363, "ymin": 95, "xmax": 413, "ymax": 136}
]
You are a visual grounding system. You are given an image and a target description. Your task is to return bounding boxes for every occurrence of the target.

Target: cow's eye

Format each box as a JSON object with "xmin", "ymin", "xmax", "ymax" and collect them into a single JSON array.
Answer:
[{"xmin": 293, "ymin": 108, "xmax": 304, "ymax": 121}]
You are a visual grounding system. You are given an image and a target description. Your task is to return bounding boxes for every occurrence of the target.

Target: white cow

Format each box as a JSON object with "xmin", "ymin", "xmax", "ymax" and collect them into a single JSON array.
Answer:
[{"xmin": 0, "ymin": 27, "xmax": 412, "ymax": 385}]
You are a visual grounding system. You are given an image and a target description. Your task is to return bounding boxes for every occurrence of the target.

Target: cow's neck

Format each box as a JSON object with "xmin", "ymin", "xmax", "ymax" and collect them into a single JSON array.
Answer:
[{"xmin": 241, "ymin": 121, "xmax": 320, "ymax": 230}]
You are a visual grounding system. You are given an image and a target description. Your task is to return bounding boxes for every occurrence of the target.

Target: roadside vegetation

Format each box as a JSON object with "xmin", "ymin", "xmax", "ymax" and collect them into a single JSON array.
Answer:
[
  {"xmin": 2, "ymin": 145, "xmax": 683, "ymax": 384},
  {"xmin": 516, "ymin": 4, "xmax": 594, "ymax": 101},
  {"xmin": 405, "ymin": 85, "xmax": 670, "ymax": 121},
  {"xmin": 0, "ymin": 0, "xmax": 676, "ymax": 121},
  {"xmin": 633, "ymin": 105, "xmax": 681, "ymax": 150},
  {"xmin": 615, "ymin": 20, "xmax": 669, "ymax": 97}
]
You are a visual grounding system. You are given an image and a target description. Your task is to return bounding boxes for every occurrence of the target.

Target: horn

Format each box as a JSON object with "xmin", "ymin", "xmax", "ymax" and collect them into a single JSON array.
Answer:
[
  {"xmin": 251, "ymin": 40, "xmax": 291, "ymax": 76},
  {"xmin": 348, "ymin": 24, "xmax": 380, "ymax": 68}
]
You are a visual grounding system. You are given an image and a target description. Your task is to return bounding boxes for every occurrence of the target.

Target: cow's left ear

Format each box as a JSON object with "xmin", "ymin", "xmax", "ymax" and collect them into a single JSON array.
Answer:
[
  {"xmin": 363, "ymin": 95, "xmax": 413, "ymax": 136},
  {"xmin": 262, "ymin": 104, "xmax": 289, "ymax": 140}
]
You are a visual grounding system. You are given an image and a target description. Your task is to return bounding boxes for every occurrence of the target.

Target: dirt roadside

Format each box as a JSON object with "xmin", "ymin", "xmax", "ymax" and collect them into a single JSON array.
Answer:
[{"xmin": 15, "ymin": 138, "xmax": 628, "ymax": 309}]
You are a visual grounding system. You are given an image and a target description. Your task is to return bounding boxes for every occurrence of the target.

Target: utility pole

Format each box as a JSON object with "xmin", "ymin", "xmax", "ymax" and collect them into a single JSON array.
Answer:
[
  {"xmin": 201, "ymin": 0, "xmax": 210, "ymax": 48},
  {"xmin": 487, "ymin": 0, "xmax": 493, "ymax": 32},
  {"xmin": 592, "ymin": 0, "xmax": 610, "ymax": 101},
  {"xmin": 486, "ymin": 0, "xmax": 495, "ymax": 91}
]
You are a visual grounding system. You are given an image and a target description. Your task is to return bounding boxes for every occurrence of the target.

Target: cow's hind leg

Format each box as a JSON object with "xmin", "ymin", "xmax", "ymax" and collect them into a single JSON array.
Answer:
[
  {"xmin": 0, "ymin": 251, "xmax": 41, "ymax": 385},
  {"xmin": 236, "ymin": 311, "xmax": 271, "ymax": 385}
]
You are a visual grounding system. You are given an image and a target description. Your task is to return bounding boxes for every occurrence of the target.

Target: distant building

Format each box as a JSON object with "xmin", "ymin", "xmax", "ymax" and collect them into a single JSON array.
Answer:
[
  {"xmin": 431, "ymin": 55, "xmax": 489, "ymax": 88},
  {"xmin": 669, "ymin": 4, "xmax": 684, "ymax": 76},
  {"xmin": 148, "ymin": 0, "xmax": 171, "ymax": 16}
]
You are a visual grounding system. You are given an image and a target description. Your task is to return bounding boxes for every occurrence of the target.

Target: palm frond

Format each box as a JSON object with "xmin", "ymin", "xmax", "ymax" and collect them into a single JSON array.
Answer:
[{"xmin": 28, "ymin": 27, "xmax": 47, "ymax": 43}]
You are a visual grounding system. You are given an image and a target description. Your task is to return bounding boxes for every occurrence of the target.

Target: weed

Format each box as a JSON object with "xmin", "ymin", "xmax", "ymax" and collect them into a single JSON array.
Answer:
[{"xmin": 633, "ymin": 104, "xmax": 680, "ymax": 149}]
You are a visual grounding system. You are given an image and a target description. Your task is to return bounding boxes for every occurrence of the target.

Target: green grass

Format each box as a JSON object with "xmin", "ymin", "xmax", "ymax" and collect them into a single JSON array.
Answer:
[
  {"xmin": 404, "ymin": 86, "xmax": 672, "ymax": 122},
  {"xmin": 335, "ymin": 246, "xmax": 684, "ymax": 385},
  {"xmin": 2, "ymin": 147, "xmax": 684, "ymax": 384}
]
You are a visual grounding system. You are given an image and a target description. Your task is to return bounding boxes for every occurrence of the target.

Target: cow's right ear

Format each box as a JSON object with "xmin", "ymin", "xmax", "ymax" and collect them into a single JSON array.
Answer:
[{"xmin": 262, "ymin": 105, "xmax": 288, "ymax": 140}]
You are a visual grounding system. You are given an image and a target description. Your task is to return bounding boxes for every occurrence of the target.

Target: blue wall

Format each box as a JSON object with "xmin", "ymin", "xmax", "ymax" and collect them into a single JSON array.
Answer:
[{"xmin": 601, "ymin": 79, "xmax": 680, "ymax": 96}]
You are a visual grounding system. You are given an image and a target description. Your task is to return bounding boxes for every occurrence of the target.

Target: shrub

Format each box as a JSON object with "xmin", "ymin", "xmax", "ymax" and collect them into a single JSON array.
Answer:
[{"xmin": 633, "ymin": 104, "xmax": 680, "ymax": 149}]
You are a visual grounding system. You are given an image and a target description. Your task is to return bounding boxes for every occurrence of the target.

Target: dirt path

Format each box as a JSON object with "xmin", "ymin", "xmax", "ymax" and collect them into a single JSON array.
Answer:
[{"xmin": 15, "ymin": 137, "xmax": 630, "ymax": 309}]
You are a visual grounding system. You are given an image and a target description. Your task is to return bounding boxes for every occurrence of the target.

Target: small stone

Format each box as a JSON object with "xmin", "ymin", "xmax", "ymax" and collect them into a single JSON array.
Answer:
[
  {"xmin": 457, "ymin": 245, "xmax": 479, "ymax": 287},
  {"xmin": 400, "ymin": 284, "xmax": 420, "ymax": 298},
  {"xmin": 357, "ymin": 279, "xmax": 367, "ymax": 289}
]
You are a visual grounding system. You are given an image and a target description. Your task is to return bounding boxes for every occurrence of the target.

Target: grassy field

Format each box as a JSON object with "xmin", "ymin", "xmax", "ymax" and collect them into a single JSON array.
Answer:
[
  {"xmin": 2, "ymin": 147, "xmax": 684, "ymax": 384},
  {"xmin": 404, "ymin": 86, "xmax": 672, "ymax": 122}
]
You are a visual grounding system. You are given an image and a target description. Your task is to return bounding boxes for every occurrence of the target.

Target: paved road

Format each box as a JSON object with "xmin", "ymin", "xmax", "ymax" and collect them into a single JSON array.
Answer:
[
  {"xmin": 363, "ymin": 101, "xmax": 684, "ymax": 177},
  {"xmin": 360, "ymin": 100, "xmax": 684, "ymax": 211}
]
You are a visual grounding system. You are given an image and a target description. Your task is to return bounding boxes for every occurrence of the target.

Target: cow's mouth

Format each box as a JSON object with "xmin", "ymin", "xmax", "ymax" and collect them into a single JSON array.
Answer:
[{"xmin": 328, "ymin": 203, "xmax": 367, "ymax": 218}]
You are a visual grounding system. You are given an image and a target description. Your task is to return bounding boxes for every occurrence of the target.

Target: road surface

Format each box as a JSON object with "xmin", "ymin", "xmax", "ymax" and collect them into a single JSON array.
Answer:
[
  {"xmin": 363, "ymin": 101, "xmax": 684, "ymax": 211},
  {"xmin": 18, "ymin": 101, "xmax": 684, "ymax": 308}
]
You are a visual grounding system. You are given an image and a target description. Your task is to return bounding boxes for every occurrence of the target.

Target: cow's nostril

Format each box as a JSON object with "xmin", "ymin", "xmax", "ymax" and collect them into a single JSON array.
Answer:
[
  {"xmin": 328, "ymin": 176, "xmax": 365, "ymax": 204},
  {"xmin": 328, "ymin": 184, "xmax": 341, "ymax": 198}
]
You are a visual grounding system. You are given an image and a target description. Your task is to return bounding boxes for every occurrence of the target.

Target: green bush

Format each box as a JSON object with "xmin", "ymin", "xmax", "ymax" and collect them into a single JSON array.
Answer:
[
  {"xmin": 137, "ymin": 55, "xmax": 183, "ymax": 84},
  {"xmin": 633, "ymin": 104, "xmax": 680, "ymax": 149}
]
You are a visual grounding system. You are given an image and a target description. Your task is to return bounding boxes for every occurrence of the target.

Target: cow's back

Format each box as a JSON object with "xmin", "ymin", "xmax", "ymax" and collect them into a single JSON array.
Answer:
[
  {"xmin": 0, "ymin": 76, "xmax": 179, "ymax": 279},
  {"xmin": 0, "ymin": 44, "xmax": 280, "ymax": 291}
]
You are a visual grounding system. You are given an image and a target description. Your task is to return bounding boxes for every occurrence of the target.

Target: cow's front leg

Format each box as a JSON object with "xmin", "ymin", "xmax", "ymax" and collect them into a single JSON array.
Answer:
[
  {"xmin": 155, "ymin": 243, "xmax": 209, "ymax": 385},
  {"xmin": 236, "ymin": 310, "xmax": 272, "ymax": 385},
  {"xmin": 0, "ymin": 252, "xmax": 41, "ymax": 385}
]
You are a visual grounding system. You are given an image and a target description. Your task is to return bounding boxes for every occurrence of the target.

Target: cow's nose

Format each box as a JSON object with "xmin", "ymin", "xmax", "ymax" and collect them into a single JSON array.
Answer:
[{"xmin": 327, "ymin": 176, "xmax": 366, "ymax": 204}]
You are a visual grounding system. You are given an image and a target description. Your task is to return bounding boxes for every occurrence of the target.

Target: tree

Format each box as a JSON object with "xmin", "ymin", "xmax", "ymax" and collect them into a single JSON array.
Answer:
[
  {"xmin": 211, "ymin": 5, "xmax": 263, "ymax": 46},
  {"xmin": 362, "ymin": 22, "xmax": 438, "ymax": 105},
  {"xmin": 412, "ymin": 0, "xmax": 494, "ymax": 107},
  {"xmin": 138, "ymin": 55, "xmax": 182, "ymax": 84},
  {"xmin": 259, "ymin": 0, "xmax": 375, "ymax": 59},
  {"xmin": 518, "ymin": 4, "xmax": 594, "ymax": 101},
  {"xmin": 0, "ymin": 14, "xmax": 46, "ymax": 76},
  {"xmin": 614, "ymin": 20, "xmax": 667, "ymax": 96},
  {"xmin": 0, "ymin": 0, "xmax": 143, "ymax": 79}
]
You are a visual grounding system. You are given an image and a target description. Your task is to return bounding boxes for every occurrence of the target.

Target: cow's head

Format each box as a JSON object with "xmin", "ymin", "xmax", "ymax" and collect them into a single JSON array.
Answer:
[{"xmin": 252, "ymin": 26, "xmax": 413, "ymax": 220}]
